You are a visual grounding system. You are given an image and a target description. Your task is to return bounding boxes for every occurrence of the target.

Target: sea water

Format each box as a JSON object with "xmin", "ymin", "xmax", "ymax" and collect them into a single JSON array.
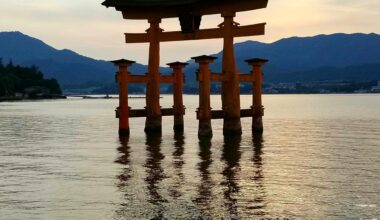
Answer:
[{"xmin": 0, "ymin": 95, "xmax": 379, "ymax": 219}]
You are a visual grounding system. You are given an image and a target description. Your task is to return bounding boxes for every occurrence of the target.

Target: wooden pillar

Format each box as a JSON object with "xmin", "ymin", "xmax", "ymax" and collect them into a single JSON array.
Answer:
[
  {"xmin": 221, "ymin": 12, "xmax": 242, "ymax": 135},
  {"xmin": 112, "ymin": 59, "xmax": 136, "ymax": 136},
  {"xmin": 192, "ymin": 55, "xmax": 217, "ymax": 138},
  {"xmin": 246, "ymin": 58, "xmax": 268, "ymax": 133},
  {"xmin": 167, "ymin": 62, "xmax": 188, "ymax": 132},
  {"xmin": 145, "ymin": 18, "xmax": 163, "ymax": 133}
]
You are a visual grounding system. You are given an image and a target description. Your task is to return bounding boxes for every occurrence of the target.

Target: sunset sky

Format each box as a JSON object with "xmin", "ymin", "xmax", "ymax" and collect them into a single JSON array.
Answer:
[{"xmin": 1, "ymin": 0, "xmax": 379, "ymax": 65}]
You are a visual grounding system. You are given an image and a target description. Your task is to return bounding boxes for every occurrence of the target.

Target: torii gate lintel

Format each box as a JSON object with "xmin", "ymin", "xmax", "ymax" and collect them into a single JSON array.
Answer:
[{"xmin": 124, "ymin": 23, "xmax": 266, "ymax": 43}]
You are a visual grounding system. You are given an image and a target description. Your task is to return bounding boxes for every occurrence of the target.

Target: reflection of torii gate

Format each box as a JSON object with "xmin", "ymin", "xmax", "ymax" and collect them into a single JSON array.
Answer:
[{"xmin": 102, "ymin": 0, "xmax": 269, "ymax": 136}]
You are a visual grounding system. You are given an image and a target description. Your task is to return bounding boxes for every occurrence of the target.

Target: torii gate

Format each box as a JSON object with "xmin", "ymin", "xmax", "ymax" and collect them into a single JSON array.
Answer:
[{"xmin": 103, "ymin": 0, "xmax": 269, "ymax": 136}]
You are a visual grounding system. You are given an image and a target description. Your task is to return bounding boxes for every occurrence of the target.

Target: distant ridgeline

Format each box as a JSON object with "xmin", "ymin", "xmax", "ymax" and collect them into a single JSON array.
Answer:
[
  {"xmin": 0, "ymin": 59, "xmax": 62, "ymax": 99},
  {"xmin": 1, "ymin": 31, "xmax": 380, "ymax": 94}
]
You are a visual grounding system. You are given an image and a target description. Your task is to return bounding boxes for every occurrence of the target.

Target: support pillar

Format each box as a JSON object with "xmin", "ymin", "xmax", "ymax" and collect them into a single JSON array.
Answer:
[
  {"xmin": 221, "ymin": 12, "xmax": 242, "ymax": 135},
  {"xmin": 192, "ymin": 55, "xmax": 217, "ymax": 138},
  {"xmin": 112, "ymin": 59, "xmax": 136, "ymax": 136},
  {"xmin": 145, "ymin": 18, "xmax": 163, "ymax": 133},
  {"xmin": 167, "ymin": 62, "xmax": 188, "ymax": 132},
  {"xmin": 246, "ymin": 58, "xmax": 268, "ymax": 133}
]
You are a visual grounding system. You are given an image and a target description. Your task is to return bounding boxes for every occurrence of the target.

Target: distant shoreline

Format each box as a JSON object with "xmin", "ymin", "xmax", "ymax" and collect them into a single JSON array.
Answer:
[
  {"xmin": 2, "ymin": 93, "xmax": 379, "ymax": 102},
  {"xmin": 67, "ymin": 92, "xmax": 380, "ymax": 97},
  {"xmin": 0, "ymin": 97, "xmax": 23, "ymax": 102},
  {"xmin": 0, "ymin": 95, "xmax": 66, "ymax": 102}
]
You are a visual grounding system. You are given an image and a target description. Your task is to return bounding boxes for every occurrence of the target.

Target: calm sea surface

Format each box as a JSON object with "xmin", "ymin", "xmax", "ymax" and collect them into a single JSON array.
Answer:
[{"xmin": 0, "ymin": 95, "xmax": 379, "ymax": 220}]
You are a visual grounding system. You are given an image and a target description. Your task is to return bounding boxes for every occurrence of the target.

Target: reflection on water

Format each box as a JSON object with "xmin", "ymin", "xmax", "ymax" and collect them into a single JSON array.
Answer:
[
  {"xmin": 221, "ymin": 136, "xmax": 242, "ymax": 219},
  {"xmin": 1, "ymin": 95, "xmax": 379, "ymax": 219},
  {"xmin": 194, "ymin": 138, "xmax": 213, "ymax": 217},
  {"xmin": 169, "ymin": 133, "xmax": 185, "ymax": 199},
  {"xmin": 144, "ymin": 133, "xmax": 167, "ymax": 220},
  {"xmin": 115, "ymin": 136, "xmax": 131, "ymax": 188},
  {"xmin": 251, "ymin": 134, "xmax": 267, "ymax": 216},
  {"xmin": 114, "ymin": 134, "xmax": 269, "ymax": 219}
]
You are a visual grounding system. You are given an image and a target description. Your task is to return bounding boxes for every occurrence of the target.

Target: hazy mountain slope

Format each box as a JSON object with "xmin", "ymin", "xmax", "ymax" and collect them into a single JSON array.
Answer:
[
  {"xmin": 0, "ymin": 31, "xmax": 152, "ymax": 88},
  {"xmin": 185, "ymin": 33, "xmax": 380, "ymax": 83},
  {"xmin": 274, "ymin": 63, "xmax": 380, "ymax": 83}
]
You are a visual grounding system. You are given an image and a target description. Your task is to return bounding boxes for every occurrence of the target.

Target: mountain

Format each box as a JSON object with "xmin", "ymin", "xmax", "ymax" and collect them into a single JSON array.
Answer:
[
  {"xmin": 202, "ymin": 33, "xmax": 380, "ymax": 83},
  {"xmin": 274, "ymin": 63, "xmax": 380, "ymax": 83},
  {"xmin": 1, "ymin": 31, "xmax": 379, "ymax": 91},
  {"xmin": 0, "ymin": 31, "xmax": 157, "ymax": 88}
]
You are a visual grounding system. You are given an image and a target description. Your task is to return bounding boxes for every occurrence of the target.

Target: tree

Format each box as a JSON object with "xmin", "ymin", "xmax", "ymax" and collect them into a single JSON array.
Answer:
[{"xmin": 0, "ymin": 60, "xmax": 62, "ymax": 97}]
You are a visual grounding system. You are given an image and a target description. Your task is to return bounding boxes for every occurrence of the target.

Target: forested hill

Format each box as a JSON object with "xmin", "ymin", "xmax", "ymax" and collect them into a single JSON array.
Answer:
[{"xmin": 0, "ymin": 60, "xmax": 62, "ymax": 98}]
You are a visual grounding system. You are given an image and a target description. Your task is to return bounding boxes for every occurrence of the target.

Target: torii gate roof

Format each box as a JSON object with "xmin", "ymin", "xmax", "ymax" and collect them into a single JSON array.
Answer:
[{"xmin": 102, "ymin": 0, "xmax": 268, "ymax": 19}]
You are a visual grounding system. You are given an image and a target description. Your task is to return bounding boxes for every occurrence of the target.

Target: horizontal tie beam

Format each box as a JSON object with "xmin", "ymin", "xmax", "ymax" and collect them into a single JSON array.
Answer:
[
  {"xmin": 208, "ymin": 109, "xmax": 257, "ymax": 119},
  {"xmin": 125, "ymin": 23, "xmax": 266, "ymax": 43},
  {"xmin": 128, "ymin": 75, "xmax": 149, "ymax": 83},
  {"xmin": 160, "ymin": 75, "xmax": 175, "ymax": 83},
  {"xmin": 123, "ymin": 74, "xmax": 179, "ymax": 83},
  {"xmin": 211, "ymin": 73, "xmax": 225, "ymax": 82},
  {"xmin": 129, "ymin": 108, "xmax": 177, "ymax": 118},
  {"xmin": 239, "ymin": 74, "xmax": 255, "ymax": 82}
]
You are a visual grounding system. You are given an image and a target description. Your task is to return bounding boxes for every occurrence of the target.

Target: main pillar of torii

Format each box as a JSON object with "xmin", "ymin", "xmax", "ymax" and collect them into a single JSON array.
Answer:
[{"xmin": 102, "ymin": 0, "xmax": 269, "ymax": 134}]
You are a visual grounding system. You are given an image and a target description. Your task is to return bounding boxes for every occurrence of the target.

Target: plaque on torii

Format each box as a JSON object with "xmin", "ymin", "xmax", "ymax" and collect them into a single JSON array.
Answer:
[{"xmin": 103, "ymin": 0, "xmax": 269, "ymax": 136}]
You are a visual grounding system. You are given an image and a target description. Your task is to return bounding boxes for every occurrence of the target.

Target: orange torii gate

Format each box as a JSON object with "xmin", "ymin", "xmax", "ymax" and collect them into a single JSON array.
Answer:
[{"xmin": 103, "ymin": 0, "xmax": 269, "ymax": 136}]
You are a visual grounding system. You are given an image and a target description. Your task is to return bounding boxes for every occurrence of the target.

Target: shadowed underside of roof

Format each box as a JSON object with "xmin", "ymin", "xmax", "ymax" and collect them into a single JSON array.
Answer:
[
  {"xmin": 102, "ymin": 0, "xmax": 269, "ymax": 20},
  {"xmin": 102, "ymin": 0, "xmax": 201, "ymax": 7}
]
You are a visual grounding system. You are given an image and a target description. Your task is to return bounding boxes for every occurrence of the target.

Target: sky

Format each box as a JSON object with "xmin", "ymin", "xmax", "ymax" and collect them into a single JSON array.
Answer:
[{"xmin": 1, "ymin": 0, "xmax": 379, "ymax": 65}]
